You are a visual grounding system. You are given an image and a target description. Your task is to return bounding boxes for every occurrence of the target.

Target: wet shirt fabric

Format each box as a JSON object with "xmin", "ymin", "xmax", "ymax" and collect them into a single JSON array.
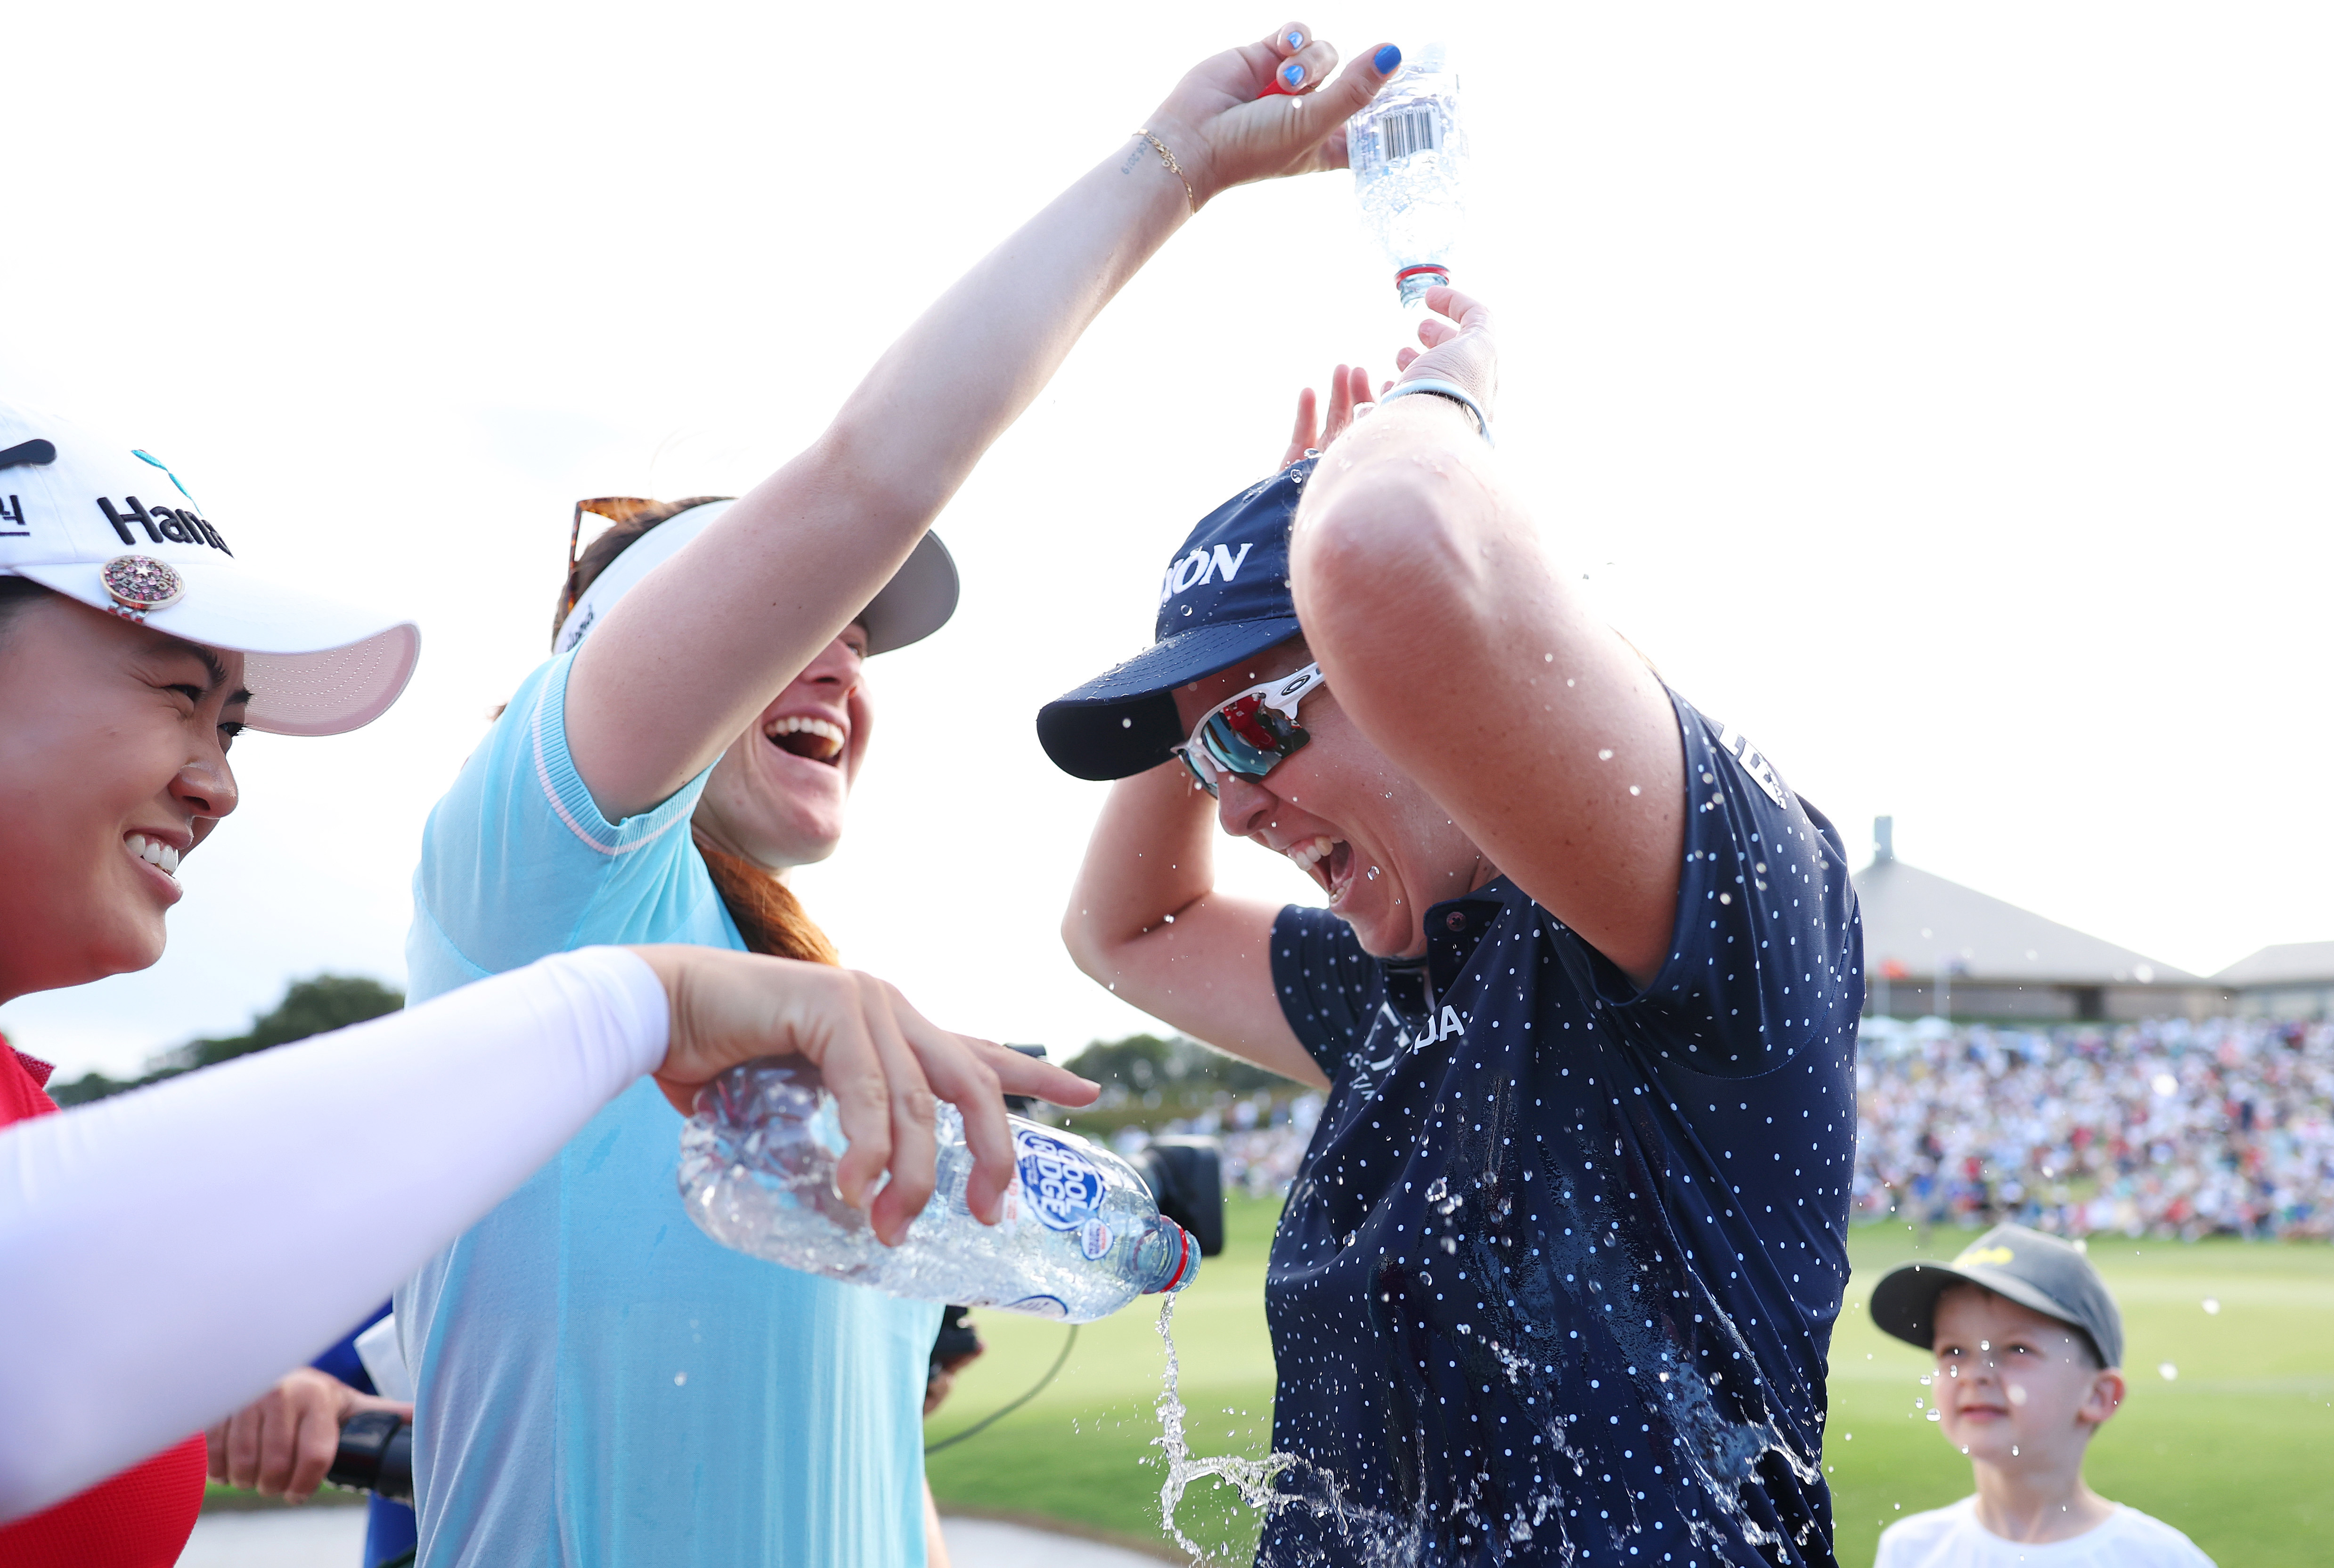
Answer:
[
  {"xmin": 396, "ymin": 651, "xmax": 937, "ymax": 1568},
  {"xmin": 1260, "ymin": 692, "xmax": 1862, "ymax": 1568}
]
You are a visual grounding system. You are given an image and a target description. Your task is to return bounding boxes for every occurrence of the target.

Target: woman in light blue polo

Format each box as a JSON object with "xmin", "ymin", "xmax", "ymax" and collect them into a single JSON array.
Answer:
[{"xmin": 393, "ymin": 24, "xmax": 1409, "ymax": 1568}]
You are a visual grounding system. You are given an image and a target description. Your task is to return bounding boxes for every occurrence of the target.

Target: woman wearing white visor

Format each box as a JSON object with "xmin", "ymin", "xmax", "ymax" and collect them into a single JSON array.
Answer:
[
  {"xmin": 0, "ymin": 406, "xmax": 1071, "ymax": 1560},
  {"xmin": 389, "ymin": 24, "xmax": 1409, "ymax": 1567}
]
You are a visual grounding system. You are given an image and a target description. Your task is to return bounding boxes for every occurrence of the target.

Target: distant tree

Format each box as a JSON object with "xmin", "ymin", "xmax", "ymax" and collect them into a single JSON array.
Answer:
[
  {"xmin": 46, "ymin": 975, "xmax": 404, "ymax": 1107},
  {"xmin": 172, "ymin": 975, "xmax": 405, "ymax": 1070},
  {"xmin": 1071, "ymin": 1032, "xmax": 1289, "ymax": 1097}
]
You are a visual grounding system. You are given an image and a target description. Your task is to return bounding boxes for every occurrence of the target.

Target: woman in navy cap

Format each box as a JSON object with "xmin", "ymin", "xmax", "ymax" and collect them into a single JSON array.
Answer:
[
  {"xmin": 1043, "ymin": 290, "xmax": 1865, "ymax": 1565},
  {"xmin": 389, "ymin": 24, "xmax": 1409, "ymax": 1568}
]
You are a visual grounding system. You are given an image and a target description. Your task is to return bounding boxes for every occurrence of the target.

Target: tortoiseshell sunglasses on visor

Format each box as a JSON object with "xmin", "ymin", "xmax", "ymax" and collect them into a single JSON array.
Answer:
[{"xmin": 1172, "ymin": 663, "xmax": 1328, "ymax": 797}]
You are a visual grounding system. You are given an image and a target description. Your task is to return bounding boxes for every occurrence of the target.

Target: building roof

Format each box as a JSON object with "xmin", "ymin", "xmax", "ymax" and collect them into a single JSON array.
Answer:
[
  {"xmin": 1854, "ymin": 856, "xmax": 2203, "ymax": 987},
  {"xmin": 2213, "ymin": 941, "xmax": 2334, "ymax": 988}
]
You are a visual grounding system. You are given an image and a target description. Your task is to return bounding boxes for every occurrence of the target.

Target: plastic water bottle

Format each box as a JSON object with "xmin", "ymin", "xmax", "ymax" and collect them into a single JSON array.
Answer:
[
  {"xmin": 1349, "ymin": 42, "xmax": 1468, "ymax": 308},
  {"xmin": 678, "ymin": 1059, "xmax": 1200, "ymax": 1322}
]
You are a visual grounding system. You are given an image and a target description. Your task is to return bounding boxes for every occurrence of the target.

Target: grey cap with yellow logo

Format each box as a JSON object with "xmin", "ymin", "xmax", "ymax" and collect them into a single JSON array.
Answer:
[{"xmin": 1869, "ymin": 1223, "xmax": 2124, "ymax": 1369}]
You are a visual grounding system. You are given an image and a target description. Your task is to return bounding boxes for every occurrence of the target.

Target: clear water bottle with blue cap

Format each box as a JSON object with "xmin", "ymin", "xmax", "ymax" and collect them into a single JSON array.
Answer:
[
  {"xmin": 1349, "ymin": 42, "xmax": 1468, "ymax": 308},
  {"xmin": 679, "ymin": 1060, "xmax": 1200, "ymax": 1322}
]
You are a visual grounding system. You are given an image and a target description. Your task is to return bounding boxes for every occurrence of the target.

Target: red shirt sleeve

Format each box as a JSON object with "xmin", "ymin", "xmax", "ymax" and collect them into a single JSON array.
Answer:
[{"xmin": 0, "ymin": 1048, "xmax": 211, "ymax": 1567}]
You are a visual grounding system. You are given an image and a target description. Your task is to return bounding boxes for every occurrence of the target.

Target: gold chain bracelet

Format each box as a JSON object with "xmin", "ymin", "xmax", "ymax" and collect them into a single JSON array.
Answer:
[{"xmin": 1133, "ymin": 129, "xmax": 1199, "ymax": 215}]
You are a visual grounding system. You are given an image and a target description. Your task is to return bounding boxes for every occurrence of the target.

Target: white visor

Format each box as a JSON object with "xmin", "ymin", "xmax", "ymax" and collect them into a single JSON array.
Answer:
[{"xmin": 555, "ymin": 498, "xmax": 957, "ymax": 658}]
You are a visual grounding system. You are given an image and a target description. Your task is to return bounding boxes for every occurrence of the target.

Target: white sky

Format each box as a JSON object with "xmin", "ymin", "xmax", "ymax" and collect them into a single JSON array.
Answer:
[{"xmin": 6, "ymin": 2, "xmax": 2330, "ymax": 1076}]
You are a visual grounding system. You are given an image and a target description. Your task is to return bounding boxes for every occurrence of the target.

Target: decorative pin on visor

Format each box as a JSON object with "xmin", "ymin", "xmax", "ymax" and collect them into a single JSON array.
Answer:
[{"xmin": 100, "ymin": 554, "xmax": 186, "ymax": 618}]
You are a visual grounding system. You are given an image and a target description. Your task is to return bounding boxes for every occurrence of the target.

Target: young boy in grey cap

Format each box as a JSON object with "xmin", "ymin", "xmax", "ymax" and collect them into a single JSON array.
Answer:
[{"xmin": 1868, "ymin": 1223, "xmax": 2215, "ymax": 1566}]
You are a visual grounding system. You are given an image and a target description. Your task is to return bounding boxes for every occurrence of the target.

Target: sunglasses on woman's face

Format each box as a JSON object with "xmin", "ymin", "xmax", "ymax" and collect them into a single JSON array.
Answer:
[{"xmin": 1172, "ymin": 663, "xmax": 1328, "ymax": 798}]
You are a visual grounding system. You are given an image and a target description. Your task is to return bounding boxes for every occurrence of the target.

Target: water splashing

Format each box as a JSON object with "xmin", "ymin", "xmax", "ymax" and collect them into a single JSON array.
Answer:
[{"xmin": 1153, "ymin": 1295, "xmax": 1319, "ymax": 1561}]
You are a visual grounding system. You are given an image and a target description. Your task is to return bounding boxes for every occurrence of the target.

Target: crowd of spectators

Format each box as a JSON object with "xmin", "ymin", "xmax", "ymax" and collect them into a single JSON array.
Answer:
[
  {"xmin": 1100, "ymin": 1016, "xmax": 2334, "ymax": 1242},
  {"xmin": 1109, "ymin": 1090, "xmax": 1326, "ymax": 1197},
  {"xmin": 1852, "ymin": 1015, "xmax": 2334, "ymax": 1240}
]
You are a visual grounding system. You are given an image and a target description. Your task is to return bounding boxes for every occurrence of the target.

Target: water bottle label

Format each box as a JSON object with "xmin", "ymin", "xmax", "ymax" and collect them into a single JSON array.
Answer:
[
  {"xmin": 1078, "ymin": 1218, "xmax": 1113, "ymax": 1260},
  {"xmin": 999, "ymin": 1294, "xmax": 1069, "ymax": 1319},
  {"xmin": 1012, "ymin": 1128, "xmax": 1107, "ymax": 1231},
  {"xmin": 1379, "ymin": 105, "xmax": 1444, "ymax": 161},
  {"xmin": 1356, "ymin": 103, "xmax": 1447, "ymax": 176}
]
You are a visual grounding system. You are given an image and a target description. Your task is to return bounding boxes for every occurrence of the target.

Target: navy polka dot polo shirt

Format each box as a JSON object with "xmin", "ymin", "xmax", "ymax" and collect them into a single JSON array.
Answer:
[{"xmin": 1256, "ymin": 693, "xmax": 1862, "ymax": 1567}]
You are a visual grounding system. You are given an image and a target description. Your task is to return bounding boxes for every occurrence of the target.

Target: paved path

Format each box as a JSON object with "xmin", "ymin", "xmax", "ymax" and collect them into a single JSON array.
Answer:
[
  {"xmin": 178, "ymin": 1509, "xmax": 1175, "ymax": 1565},
  {"xmin": 944, "ymin": 1515, "xmax": 1173, "ymax": 1567},
  {"xmin": 177, "ymin": 1507, "xmax": 365, "ymax": 1567}
]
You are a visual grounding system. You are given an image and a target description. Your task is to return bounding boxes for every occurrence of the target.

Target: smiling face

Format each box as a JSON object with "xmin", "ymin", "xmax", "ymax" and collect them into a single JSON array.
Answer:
[
  {"xmin": 1931, "ymin": 1285, "xmax": 2122, "ymax": 1471},
  {"xmin": 692, "ymin": 625, "xmax": 872, "ymax": 869},
  {"xmin": 0, "ymin": 589, "xmax": 246, "ymax": 1002},
  {"xmin": 1172, "ymin": 637, "xmax": 1490, "ymax": 959}
]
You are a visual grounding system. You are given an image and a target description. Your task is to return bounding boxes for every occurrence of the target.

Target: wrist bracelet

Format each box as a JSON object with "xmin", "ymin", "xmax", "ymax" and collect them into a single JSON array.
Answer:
[
  {"xmin": 1132, "ymin": 130, "xmax": 1199, "ymax": 215},
  {"xmin": 1378, "ymin": 379, "xmax": 1495, "ymax": 447}
]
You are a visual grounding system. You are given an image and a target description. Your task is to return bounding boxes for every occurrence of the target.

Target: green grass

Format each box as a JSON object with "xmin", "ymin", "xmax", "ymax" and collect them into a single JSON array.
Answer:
[{"xmin": 928, "ymin": 1200, "xmax": 2334, "ymax": 1565}]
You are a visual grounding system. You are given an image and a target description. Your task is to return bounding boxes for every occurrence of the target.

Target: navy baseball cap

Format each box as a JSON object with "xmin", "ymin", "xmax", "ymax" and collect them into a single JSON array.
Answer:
[{"xmin": 1038, "ymin": 461, "xmax": 1315, "ymax": 781}]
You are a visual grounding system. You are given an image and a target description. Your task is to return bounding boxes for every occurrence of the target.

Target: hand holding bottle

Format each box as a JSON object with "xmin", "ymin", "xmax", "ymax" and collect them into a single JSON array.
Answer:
[
  {"xmin": 1142, "ymin": 24, "xmax": 1403, "ymax": 210},
  {"xmin": 631, "ymin": 946, "xmax": 1098, "ymax": 1244}
]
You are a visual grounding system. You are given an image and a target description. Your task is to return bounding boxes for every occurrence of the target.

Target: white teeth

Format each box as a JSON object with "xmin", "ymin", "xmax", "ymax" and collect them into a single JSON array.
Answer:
[
  {"xmin": 766, "ymin": 715, "xmax": 846, "ymax": 759},
  {"xmin": 1284, "ymin": 835, "xmax": 1341, "ymax": 873},
  {"xmin": 127, "ymin": 836, "xmax": 180, "ymax": 876}
]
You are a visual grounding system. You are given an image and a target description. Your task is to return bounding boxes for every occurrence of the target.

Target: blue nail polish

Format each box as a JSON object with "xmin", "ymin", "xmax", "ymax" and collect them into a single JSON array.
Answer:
[
  {"xmin": 1281, "ymin": 62, "xmax": 1305, "ymax": 86},
  {"xmin": 1286, "ymin": 30, "xmax": 1303, "ymax": 48},
  {"xmin": 1375, "ymin": 43, "xmax": 1402, "ymax": 74}
]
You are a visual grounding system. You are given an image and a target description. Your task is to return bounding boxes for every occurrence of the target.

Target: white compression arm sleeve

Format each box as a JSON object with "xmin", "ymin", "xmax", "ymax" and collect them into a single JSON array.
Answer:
[{"xmin": 0, "ymin": 945, "xmax": 668, "ymax": 1522}]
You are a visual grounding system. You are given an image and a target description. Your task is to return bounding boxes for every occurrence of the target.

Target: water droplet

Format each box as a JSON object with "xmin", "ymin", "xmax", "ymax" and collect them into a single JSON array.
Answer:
[
  {"xmin": 2159, "ymin": 1362, "xmax": 2179, "ymax": 1381},
  {"xmin": 673, "ymin": 1371, "xmax": 688, "ymax": 1386},
  {"xmin": 2202, "ymin": 1298, "xmax": 2220, "ymax": 1315},
  {"xmin": 1598, "ymin": 748, "xmax": 1614, "ymax": 761}
]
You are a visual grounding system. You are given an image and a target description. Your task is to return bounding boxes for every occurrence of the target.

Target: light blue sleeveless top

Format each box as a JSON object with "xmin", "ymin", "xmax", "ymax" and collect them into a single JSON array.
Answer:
[{"xmin": 396, "ymin": 652, "xmax": 935, "ymax": 1568}]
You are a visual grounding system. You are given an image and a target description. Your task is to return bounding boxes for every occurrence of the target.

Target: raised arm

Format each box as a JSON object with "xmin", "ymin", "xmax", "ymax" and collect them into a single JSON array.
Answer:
[
  {"xmin": 1063, "ymin": 363, "xmax": 1390, "ymax": 1086},
  {"xmin": 1064, "ymin": 761, "xmax": 1329, "ymax": 1090},
  {"xmin": 1288, "ymin": 289, "xmax": 1686, "ymax": 984},
  {"xmin": 570, "ymin": 25, "xmax": 1402, "ymax": 819}
]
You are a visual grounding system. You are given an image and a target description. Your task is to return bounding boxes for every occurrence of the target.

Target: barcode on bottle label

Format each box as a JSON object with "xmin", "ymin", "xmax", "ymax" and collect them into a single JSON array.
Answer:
[{"xmin": 1381, "ymin": 106, "xmax": 1442, "ymax": 161}]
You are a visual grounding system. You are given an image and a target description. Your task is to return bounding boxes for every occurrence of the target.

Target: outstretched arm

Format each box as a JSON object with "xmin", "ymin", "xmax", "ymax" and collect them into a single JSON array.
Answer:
[
  {"xmin": 570, "ymin": 24, "xmax": 1402, "ymax": 820},
  {"xmin": 1289, "ymin": 289, "xmax": 1686, "ymax": 984},
  {"xmin": 0, "ymin": 944, "xmax": 1094, "ymax": 1522}
]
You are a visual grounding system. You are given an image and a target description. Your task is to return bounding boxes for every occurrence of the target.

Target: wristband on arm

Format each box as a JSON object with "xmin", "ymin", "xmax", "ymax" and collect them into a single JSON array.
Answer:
[{"xmin": 1376, "ymin": 379, "xmax": 1495, "ymax": 447}]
